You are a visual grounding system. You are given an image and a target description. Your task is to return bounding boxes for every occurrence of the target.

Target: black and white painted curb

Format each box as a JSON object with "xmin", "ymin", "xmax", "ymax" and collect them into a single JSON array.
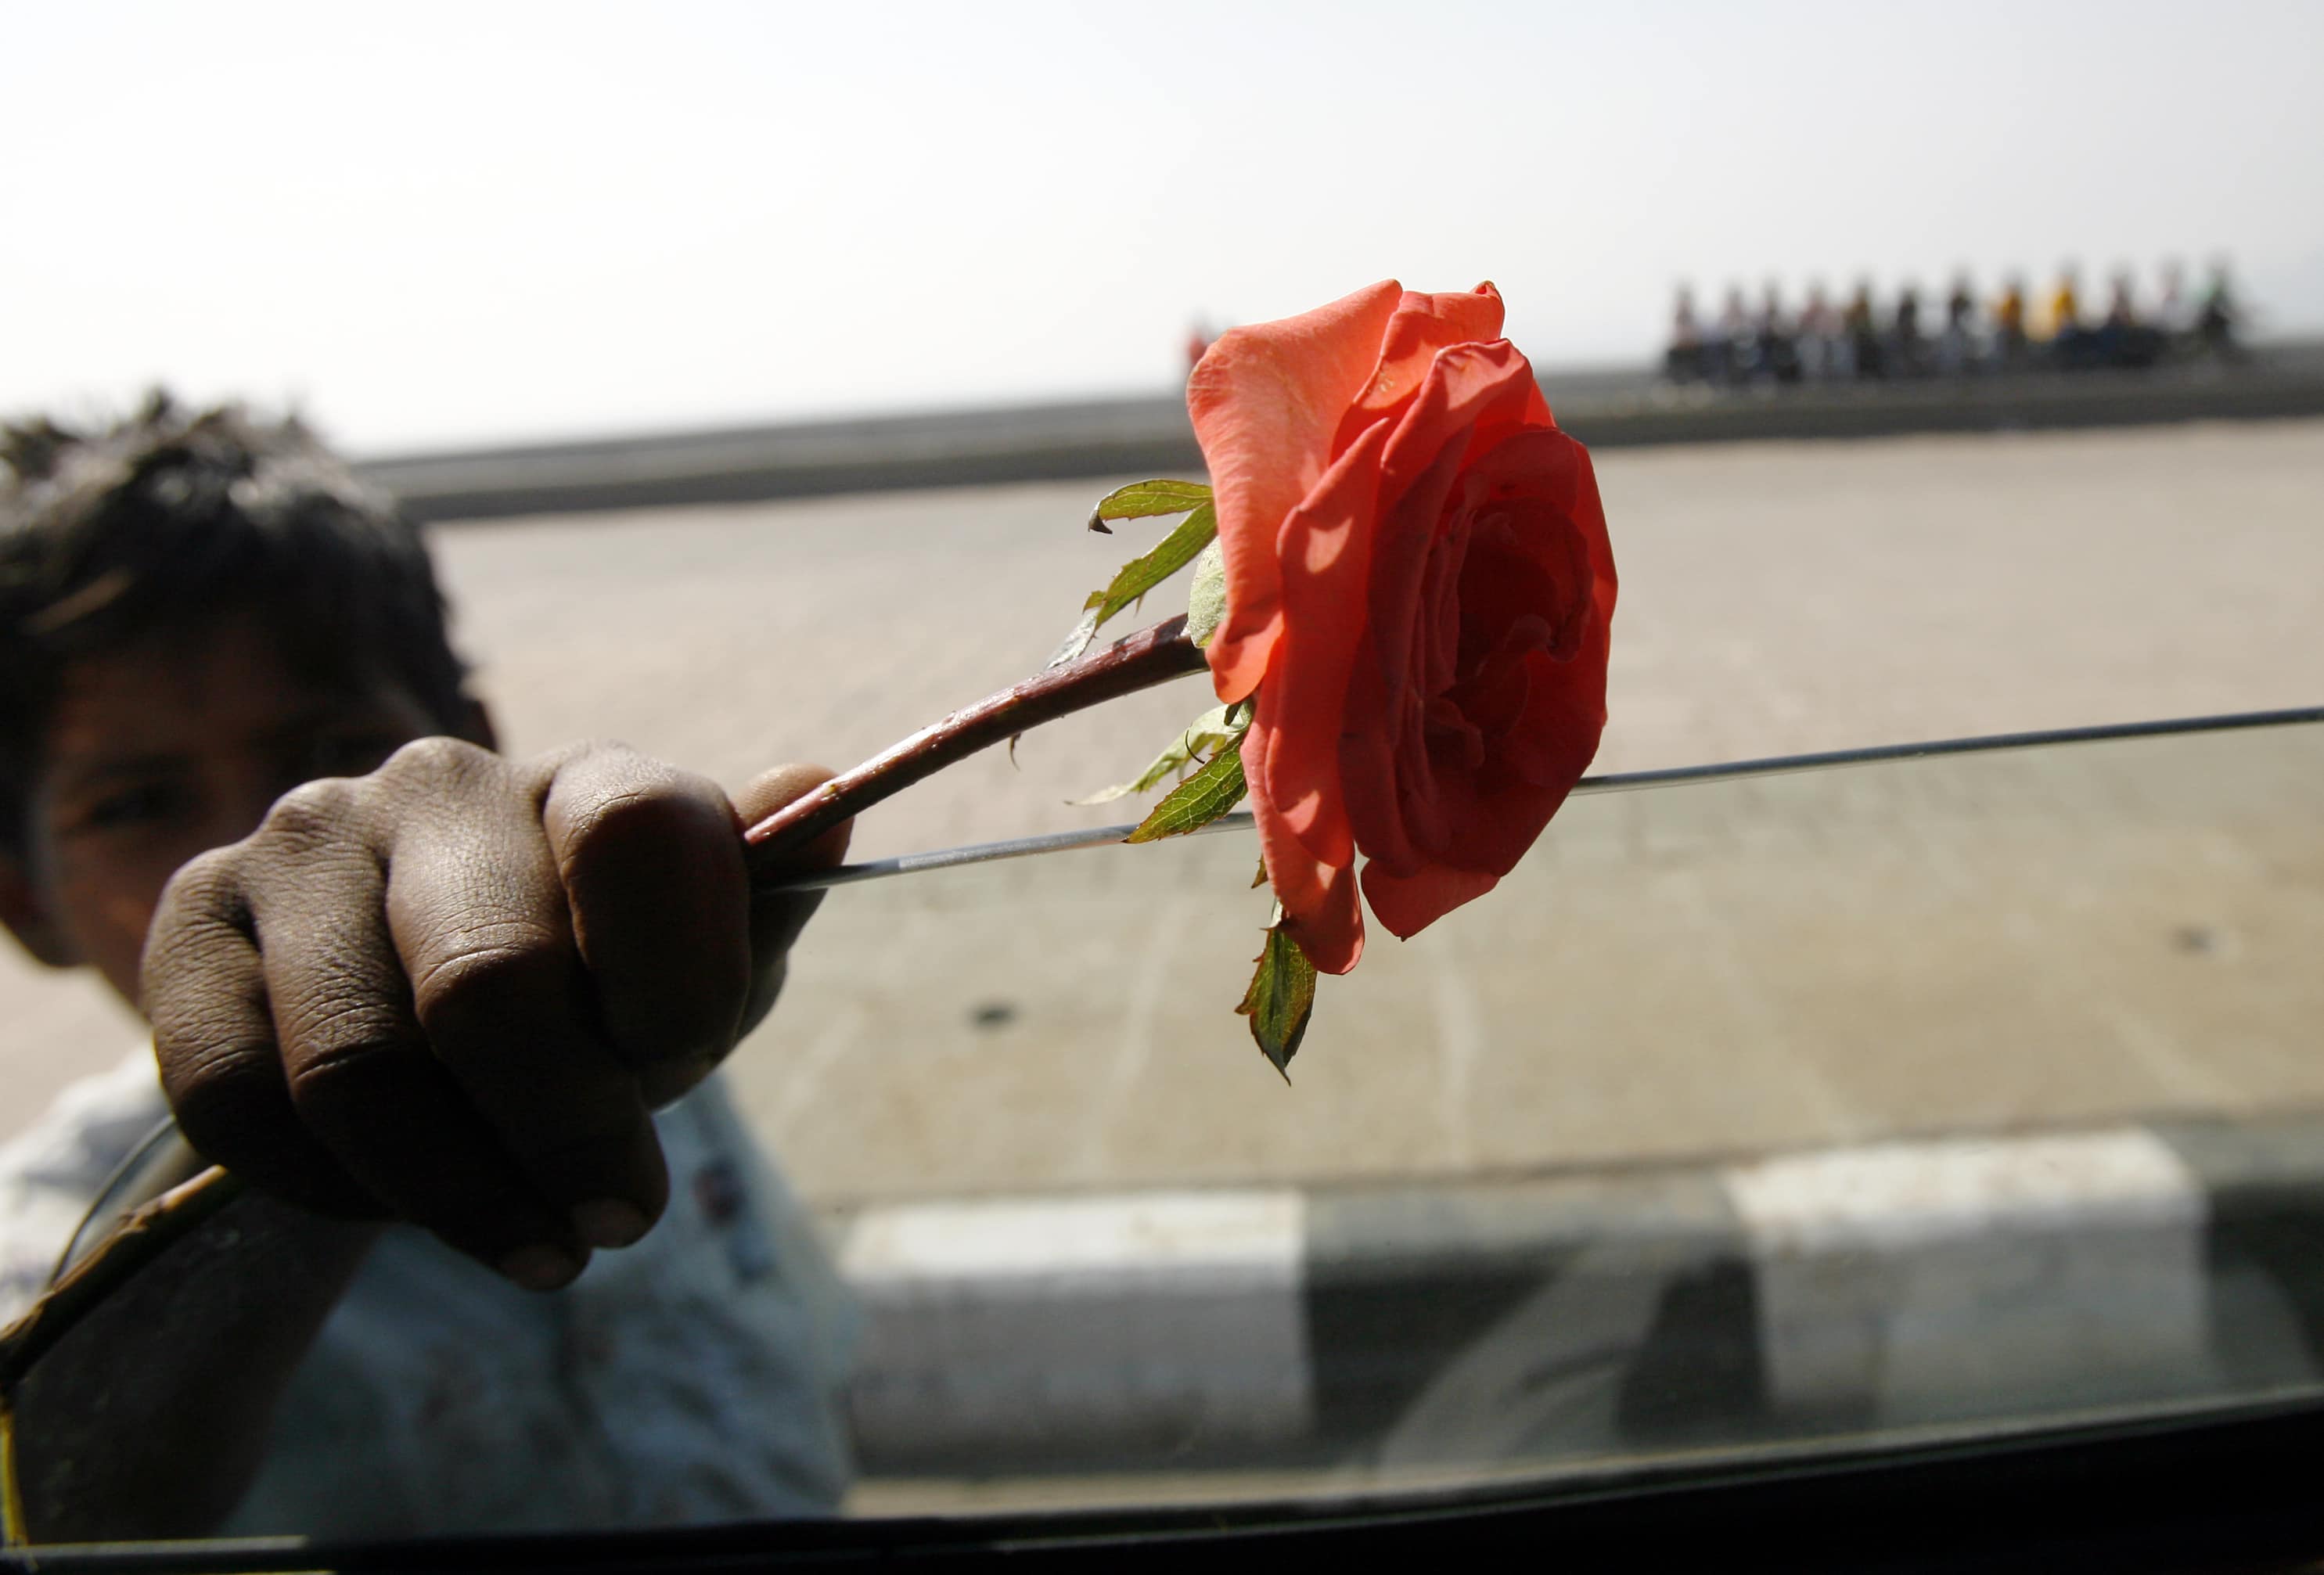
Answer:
[{"xmin": 826, "ymin": 1116, "xmax": 2324, "ymax": 1475}]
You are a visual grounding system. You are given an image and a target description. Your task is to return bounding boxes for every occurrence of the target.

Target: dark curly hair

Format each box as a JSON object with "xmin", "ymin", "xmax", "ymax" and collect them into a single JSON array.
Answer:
[{"xmin": 0, "ymin": 394, "xmax": 473, "ymax": 850}]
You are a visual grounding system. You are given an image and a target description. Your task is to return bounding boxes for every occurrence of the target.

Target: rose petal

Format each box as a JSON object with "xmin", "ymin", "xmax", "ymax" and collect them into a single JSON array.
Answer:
[
  {"xmin": 1339, "ymin": 342, "xmax": 1546, "ymax": 873},
  {"xmin": 1366, "ymin": 341, "xmax": 1545, "ymax": 712},
  {"xmin": 1485, "ymin": 428, "xmax": 1619, "ymax": 634},
  {"xmin": 1286, "ymin": 862, "xmax": 1363, "ymax": 976},
  {"xmin": 1191, "ymin": 279, "xmax": 1404, "ymax": 704},
  {"xmin": 1422, "ymin": 434, "xmax": 1614, "ymax": 877},
  {"xmin": 1240, "ymin": 714, "xmax": 1365, "ymax": 975},
  {"xmin": 1359, "ymin": 860, "xmax": 1500, "ymax": 940},
  {"xmin": 1253, "ymin": 419, "xmax": 1394, "ymax": 869},
  {"xmin": 1429, "ymin": 620, "xmax": 1610, "ymax": 878},
  {"xmin": 1332, "ymin": 284, "xmax": 1507, "ymax": 446},
  {"xmin": 1498, "ymin": 645, "xmax": 1607, "ymax": 788}
]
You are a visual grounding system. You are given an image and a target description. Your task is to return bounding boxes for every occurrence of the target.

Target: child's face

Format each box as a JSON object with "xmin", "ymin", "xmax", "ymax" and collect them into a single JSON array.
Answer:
[{"xmin": 0, "ymin": 612, "xmax": 441, "ymax": 1006}]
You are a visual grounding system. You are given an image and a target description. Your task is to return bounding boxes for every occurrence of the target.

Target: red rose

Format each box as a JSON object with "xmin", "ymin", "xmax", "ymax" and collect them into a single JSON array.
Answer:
[{"xmin": 1190, "ymin": 280, "xmax": 1616, "ymax": 975}]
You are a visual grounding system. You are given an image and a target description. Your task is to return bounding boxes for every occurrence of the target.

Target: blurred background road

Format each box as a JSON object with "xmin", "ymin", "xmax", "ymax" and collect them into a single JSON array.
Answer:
[{"xmin": 3, "ymin": 416, "xmax": 2319, "ymax": 1192}]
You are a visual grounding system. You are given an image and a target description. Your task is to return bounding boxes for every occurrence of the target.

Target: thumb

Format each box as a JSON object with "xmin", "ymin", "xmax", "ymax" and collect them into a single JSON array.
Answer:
[
  {"xmin": 734, "ymin": 763, "xmax": 854, "ymax": 877},
  {"xmin": 732, "ymin": 764, "xmax": 851, "ymax": 1041}
]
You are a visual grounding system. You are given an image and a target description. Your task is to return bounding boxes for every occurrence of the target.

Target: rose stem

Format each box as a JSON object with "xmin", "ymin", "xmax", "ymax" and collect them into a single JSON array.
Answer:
[
  {"xmin": 0, "ymin": 1167, "xmax": 246, "ymax": 1398},
  {"xmin": 0, "ymin": 1164, "xmax": 249, "ymax": 1540},
  {"xmin": 743, "ymin": 613, "xmax": 1210, "ymax": 875},
  {"xmin": 0, "ymin": 614, "xmax": 1214, "ymax": 1503}
]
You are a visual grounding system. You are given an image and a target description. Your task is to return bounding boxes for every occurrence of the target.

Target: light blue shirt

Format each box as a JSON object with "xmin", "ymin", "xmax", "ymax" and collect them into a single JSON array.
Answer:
[{"xmin": 0, "ymin": 1053, "xmax": 856, "ymax": 1536}]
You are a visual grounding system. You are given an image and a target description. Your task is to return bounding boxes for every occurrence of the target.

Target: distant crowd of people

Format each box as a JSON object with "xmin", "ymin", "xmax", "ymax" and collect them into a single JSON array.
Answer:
[{"xmin": 1664, "ymin": 261, "xmax": 2246, "ymax": 387}]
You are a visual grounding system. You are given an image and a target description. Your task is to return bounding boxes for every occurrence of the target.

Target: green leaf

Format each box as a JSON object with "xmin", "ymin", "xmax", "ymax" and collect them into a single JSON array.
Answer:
[
  {"xmin": 1086, "ymin": 478, "xmax": 1213, "ymax": 531},
  {"xmin": 1081, "ymin": 502, "xmax": 1216, "ymax": 625},
  {"xmin": 1185, "ymin": 538, "xmax": 1227, "ymax": 649},
  {"xmin": 1125, "ymin": 738, "xmax": 1245, "ymax": 842},
  {"xmin": 1238, "ymin": 921, "xmax": 1317, "ymax": 1078},
  {"xmin": 1069, "ymin": 703, "xmax": 1240, "ymax": 806},
  {"xmin": 1049, "ymin": 502, "xmax": 1219, "ymax": 667}
]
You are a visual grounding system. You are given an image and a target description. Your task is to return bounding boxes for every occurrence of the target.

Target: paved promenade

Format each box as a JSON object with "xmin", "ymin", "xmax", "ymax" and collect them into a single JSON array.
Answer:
[{"xmin": 3, "ymin": 422, "xmax": 2320, "ymax": 1197}]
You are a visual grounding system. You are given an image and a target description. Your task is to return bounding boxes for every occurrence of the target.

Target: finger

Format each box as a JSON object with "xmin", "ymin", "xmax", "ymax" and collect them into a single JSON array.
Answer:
[
  {"xmin": 284, "ymin": 1017, "xmax": 593, "ymax": 1289},
  {"xmin": 732, "ymin": 764, "xmax": 851, "ymax": 1042},
  {"xmin": 541, "ymin": 747, "xmax": 753, "ymax": 1073},
  {"xmin": 142, "ymin": 849, "xmax": 380, "ymax": 1217},
  {"xmin": 221, "ymin": 800, "xmax": 589, "ymax": 1286},
  {"xmin": 380, "ymin": 757, "xmax": 670, "ymax": 1255}
]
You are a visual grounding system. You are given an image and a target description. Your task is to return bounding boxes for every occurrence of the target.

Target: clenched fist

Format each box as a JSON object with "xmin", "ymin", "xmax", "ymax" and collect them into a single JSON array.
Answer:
[{"xmin": 140, "ymin": 739, "xmax": 848, "ymax": 1290}]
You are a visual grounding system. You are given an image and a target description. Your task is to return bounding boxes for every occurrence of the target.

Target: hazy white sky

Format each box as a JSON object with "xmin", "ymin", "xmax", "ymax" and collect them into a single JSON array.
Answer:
[{"xmin": 6, "ymin": 0, "xmax": 2321, "ymax": 452}]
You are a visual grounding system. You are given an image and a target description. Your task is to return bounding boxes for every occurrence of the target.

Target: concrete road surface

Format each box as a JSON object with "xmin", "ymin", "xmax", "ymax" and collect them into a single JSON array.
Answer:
[{"xmin": 4, "ymin": 421, "xmax": 2321, "ymax": 1198}]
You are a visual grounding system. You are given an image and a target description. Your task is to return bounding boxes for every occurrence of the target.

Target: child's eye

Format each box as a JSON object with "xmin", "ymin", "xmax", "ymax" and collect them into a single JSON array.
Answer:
[{"xmin": 82, "ymin": 782, "xmax": 190, "ymax": 830}]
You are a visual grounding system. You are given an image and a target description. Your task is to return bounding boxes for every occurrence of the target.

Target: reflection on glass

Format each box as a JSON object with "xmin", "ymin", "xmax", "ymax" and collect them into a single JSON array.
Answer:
[{"xmin": 721, "ymin": 719, "xmax": 2324, "ymax": 1512}]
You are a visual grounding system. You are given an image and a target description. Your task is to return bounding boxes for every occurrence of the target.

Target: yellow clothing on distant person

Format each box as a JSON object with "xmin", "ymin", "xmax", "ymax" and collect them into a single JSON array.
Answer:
[{"xmin": 2042, "ymin": 282, "xmax": 2080, "ymax": 340}]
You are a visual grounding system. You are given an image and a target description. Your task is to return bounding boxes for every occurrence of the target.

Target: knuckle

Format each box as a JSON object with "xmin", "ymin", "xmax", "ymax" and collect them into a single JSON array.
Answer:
[
  {"xmin": 152, "ymin": 1021, "xmax": 246, "ymax": 1097},
  {"xmin": 534, "ymin": 738, "xmax": 639, "ymax": 786},
  {"xmin": 275, "ymin": 987, "xmax": 411, "ymax": 1058},
  {"xmin": 149, "ymin": 845, "xmax": 243, "ymax": 928},
  {"xmin": 565, "ymin": 779, "xmax": 711, "ymax": 858},
  {"xmin": 139, "ymin": 937, "xmax": 214, "ymax": 1019},
  {"xmin": 408, "ymin": 933, "xmax": 566, "ymax": 1029},
  {"xmin": 257, "ymin": 777, "xmax": 361, "ymax": 847},
  {"xmin": 379, "ymin": 734, "xmax": 494, "ymax": 786},
  {"xmin": 161, "ymin": 1043, "xmax": 282, "ymax": 1155},
  {"xmin": 281, "ymin": 1036, "xmax": 405, "ymax": 1114},
  {"xmin": 140, "ymin": 851, "xmax": 250, "ymax": 1004}
]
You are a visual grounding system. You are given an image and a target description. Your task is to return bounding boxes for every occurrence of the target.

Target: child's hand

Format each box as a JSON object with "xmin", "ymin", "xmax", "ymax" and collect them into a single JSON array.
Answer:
[{"xmin": 137, "ymin": 739, "xmax": 849, "ymax": 1290}]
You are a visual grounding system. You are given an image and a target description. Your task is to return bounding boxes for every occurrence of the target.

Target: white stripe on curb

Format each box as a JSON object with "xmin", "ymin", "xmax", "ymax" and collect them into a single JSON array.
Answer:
[
  {"xmin": 841, "ymin": 1191, "xmax": 1306, "ymax": 1281},
  {"xmin": 1723, "ymin": 1130, "xmax": 2215, "ymax": 1421},
  {"xmin": 840, "ymin": 1192, "xmax": 1311, "ymax": 1462}
]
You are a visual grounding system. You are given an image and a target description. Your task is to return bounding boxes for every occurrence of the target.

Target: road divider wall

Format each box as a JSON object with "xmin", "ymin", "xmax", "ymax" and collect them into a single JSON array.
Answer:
[
  {"xmin": 362, "ymin": 345, "xmax": 2324, "ymax": 524},
  {"xmin": 824, "ymin": 1114, "xmax": 2324, "ymax": 1477}
]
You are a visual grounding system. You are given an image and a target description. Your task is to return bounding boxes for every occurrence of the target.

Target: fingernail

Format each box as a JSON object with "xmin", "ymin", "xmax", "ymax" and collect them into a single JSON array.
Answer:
[
  {"xmin": 572, "ymin": 1199, "xmax": 650, "ymax": 1250},
  {"xmin": 499, "ymin": 1244, "xmax": 583, "ymax": 1290}
]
